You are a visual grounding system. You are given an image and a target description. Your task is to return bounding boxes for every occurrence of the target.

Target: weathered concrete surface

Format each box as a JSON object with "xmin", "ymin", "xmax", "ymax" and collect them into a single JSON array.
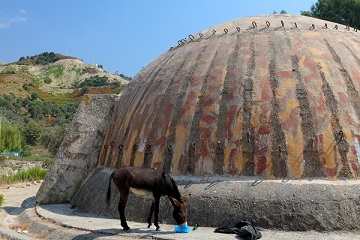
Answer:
[
  {"xmin": 71, "ymin": 168, "xmax": 360, "ymax": 231},
  {"xmin": 36, "ymin": 94, "xmax": 119, "ymax": 204}
]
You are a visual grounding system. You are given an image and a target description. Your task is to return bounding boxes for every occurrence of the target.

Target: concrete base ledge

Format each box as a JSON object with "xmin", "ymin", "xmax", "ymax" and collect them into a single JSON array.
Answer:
[{"xmin": 70, "ymin": 168, "xmax": 360, "ymax": 231}]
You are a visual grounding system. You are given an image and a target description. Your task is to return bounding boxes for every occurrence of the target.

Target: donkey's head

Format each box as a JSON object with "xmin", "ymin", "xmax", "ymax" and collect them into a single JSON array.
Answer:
[{"xmin": 169, "ymin": 194, "xmax": 191, "ymax": 226}]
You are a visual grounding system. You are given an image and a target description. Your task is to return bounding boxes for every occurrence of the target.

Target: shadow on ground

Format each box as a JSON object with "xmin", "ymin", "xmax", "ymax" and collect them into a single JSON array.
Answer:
[{"xmin": 2, "ymin": 196, "xmax": 36, "ymax": 215}]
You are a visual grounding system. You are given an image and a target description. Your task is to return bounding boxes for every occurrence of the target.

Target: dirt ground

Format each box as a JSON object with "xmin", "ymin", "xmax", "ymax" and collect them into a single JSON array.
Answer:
[
  {"xmin": 0, "ymin": 182, "xmax": 40, "ymax": 240},
  {"xmin": 0, "ymin": 181, "xmax": 41, "ymax": 205}
]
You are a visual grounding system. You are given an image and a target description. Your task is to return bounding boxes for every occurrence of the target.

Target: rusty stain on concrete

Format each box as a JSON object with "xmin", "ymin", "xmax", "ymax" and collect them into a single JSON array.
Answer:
[{"xmin": 83, "ymin": 94, "xmax": 89, "ymax": 107}]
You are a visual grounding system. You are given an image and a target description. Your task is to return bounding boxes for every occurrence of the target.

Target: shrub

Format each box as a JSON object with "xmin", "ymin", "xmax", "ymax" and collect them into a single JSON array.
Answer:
[
  {"xmin": 39, "ymin": 157, "xmax": 53, "ymax": 168},
  {"xmin": 78, "ymin": 76, "xmax": 109, "ymax": 88},
  {"xmin": 81, "ymin": 87, "xmax": 89, "ymax": 94},
  {"xmin": 30, "ymin": 92, "xmax": 39, "ymax": 101},
  {"xmin": 119, "ymin": 73, "xmax": 132, "ymax": 81},
  {"xmin": 21, "ymin": 145, "xmax": 32, "ymax": 157},
  {"xmin": 44, "ymin": 77, "xmax": 52, "ymax": 84},
  {"xmin": 22, "ymin": 84, "xmax": 29, "ymax": 91}
]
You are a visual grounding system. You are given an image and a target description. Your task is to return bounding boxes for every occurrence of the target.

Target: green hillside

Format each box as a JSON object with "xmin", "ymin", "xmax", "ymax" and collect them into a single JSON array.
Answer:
[{"xmin": 0, "ymin": 52, "xmax": 130, "ymax": 158}]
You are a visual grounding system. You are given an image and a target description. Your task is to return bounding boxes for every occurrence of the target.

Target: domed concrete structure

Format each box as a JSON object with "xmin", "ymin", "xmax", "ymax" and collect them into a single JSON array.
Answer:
[
  {"xmin": 37, "ymin": 15, "xmax": 360, "ymax": 231},
  {"xmin": 98, "ymin": 14, "xmax": 360, "ymax": 179}
]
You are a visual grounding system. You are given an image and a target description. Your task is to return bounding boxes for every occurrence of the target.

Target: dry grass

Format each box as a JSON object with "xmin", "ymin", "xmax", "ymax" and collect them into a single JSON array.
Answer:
[{"xmin": 0, "ymin": 71, "xmax": 33, "ymax": 98}]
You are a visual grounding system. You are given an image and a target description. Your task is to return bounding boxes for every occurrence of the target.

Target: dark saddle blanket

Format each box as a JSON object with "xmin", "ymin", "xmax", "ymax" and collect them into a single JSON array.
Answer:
[{"xmin": 214, "ymin": 220, "xmax": 262, "ymax": 240}]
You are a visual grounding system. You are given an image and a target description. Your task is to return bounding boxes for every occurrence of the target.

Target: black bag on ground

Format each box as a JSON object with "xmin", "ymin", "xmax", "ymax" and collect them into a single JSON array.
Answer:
[{"xmin": 214, "ymin": 220, "xmax": 262, "ymax": 240}]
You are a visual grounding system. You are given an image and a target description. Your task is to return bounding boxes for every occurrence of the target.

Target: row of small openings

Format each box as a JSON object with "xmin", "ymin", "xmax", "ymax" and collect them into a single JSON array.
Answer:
[{"xmin": 171, "ymin": 20, "xmax": 358, "ymax": 49}]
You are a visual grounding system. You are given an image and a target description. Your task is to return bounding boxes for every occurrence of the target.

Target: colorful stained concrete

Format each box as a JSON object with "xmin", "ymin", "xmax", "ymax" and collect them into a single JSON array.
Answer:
[{"xmin": 98, "ymin": 14, "xmax": 360, "ymax": 179}]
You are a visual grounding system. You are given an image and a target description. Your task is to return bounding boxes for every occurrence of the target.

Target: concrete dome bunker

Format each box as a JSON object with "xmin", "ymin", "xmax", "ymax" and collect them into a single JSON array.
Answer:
[
  {"xmin": 37, "ymin": 14, "xmax": 360, "ymax": 231},
  {"xmin": 99, "ymin": 14, "xmax": 360, "ymax": 179}
]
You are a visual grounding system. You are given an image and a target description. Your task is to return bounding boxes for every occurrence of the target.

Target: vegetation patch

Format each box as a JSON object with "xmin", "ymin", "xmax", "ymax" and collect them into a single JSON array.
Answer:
[
  {"xmin": 1, "ymin": 66, "xmax": 16, "ymax": 74},
  {"xmin": 117, "ymin": 73, "xmax": 132, "ymax": 81},
  {"xmin": 19, "ymin": 66, "xmax": 29, "ymax": 73},
  {"xmin": 18, "ymin": 52, "xmax": 59, "ymax": 65},
  {"xmin": 47, "ymin": 65, "xmax": 64, "ymax": 79},
  {"xmin": 69, "ymin": 67, "xmax": 81, "ymax": 75},
  {"xmin": 31, "ymin": 76, "xmax": 42, "ymax": 87},
  {"xmin": 82, "ymin": 67, "xmax": 99, "ymax": 74},
  {"xmin": 0, "ymin": 166, "xmax": 48, "ymax": 185},
  {"xmin": 86, "ymin": 84, "xmax": 125, "ymax": 95},
  {"xmin": 43, "ymin": 76, "xmax": 52, "ymax": 84},
  {"xmin": 76, "ymin": 75, "xmax": 119, "ymax": 88},
  {"xmin": 38, "ymin": 91, "xmax": 79, "ymax": 105}
]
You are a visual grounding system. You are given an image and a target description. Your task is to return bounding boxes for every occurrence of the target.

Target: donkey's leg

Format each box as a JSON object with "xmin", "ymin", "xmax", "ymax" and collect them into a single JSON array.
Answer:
[
  {"xmin": 153, "ymin": 197, "xmax": 161, "ymax": 231},
  {"xmin": 118, "ymin": 190, "xmax": 130, "ymax": 231},
  {"xmin": 147, "ymin": 200, "xmax": 155, "ymax": 228}
]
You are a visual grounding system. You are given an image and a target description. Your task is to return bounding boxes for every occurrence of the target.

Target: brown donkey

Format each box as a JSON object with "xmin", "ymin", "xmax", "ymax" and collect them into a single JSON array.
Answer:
[{"xmin": 107, "ymin": 167, "xmax": 191, "ymax": 231}]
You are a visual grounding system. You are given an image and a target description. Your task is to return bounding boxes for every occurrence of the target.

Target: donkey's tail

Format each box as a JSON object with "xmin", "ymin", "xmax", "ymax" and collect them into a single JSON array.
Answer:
[{"xmin": 106, "ymin": 172, "xmax": 113, "ymax": 204}]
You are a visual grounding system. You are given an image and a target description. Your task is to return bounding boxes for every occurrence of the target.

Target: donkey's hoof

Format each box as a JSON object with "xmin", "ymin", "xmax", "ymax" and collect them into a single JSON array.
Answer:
[
  {"xmin": 123, "ymin": 227, "xmax": 131, "ymax": 232},
  {"xmin": 156, "ymin": 227, "xmax": 161, "ymax": 231},
  {"xmin": 149, "ymin": 225, "xmax": 157, "ymax": 230}
]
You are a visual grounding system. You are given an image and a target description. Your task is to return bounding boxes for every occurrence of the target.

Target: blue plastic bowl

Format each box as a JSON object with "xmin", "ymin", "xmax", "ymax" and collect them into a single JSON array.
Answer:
[{"xmin": 174, "ymin": 225, "xmax": 190, "ymax": 233}]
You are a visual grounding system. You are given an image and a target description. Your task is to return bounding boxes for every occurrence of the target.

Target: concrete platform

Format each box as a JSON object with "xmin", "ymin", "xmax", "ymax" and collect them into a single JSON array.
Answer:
[
  {"xmin": 2, "ymin": 201, "xmax": 360, "ymax": 240},
  {"xmin": 71, "ymin": 168, "xmax": 360, "ymax": 231},
  {"xmin": 1, "ymin": 182, "xmax": 360, "ymax": 239}
]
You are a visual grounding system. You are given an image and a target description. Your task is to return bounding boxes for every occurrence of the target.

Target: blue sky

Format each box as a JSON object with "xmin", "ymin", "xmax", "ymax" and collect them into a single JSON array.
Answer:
[{"xmin": 1, "ymin": 1, "xmax": 316, "ymax": 77}]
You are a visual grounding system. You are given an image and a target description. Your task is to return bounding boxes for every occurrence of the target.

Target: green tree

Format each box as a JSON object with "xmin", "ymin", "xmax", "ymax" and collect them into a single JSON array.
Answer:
[
  {"xmin": 50, "ymin": 105, "xmax": 61, "ymax": 117},
  {"xmin": 13, "ymin": 102, "xmax": 22, "ymax": 114},
  {"xmin": 22, "ymin": 121, "xmax": 42, "ymax": 146},
  {"xmin": 301, "ymin": 0, "xmax": 360, "ymax": 29},
  {"xmin": 28, "ymin": 104, "xmax": 42, "ymax": 119},
  {"xmin": 31, "ymin": 92, "xmax": 39, "ymax": 101},
  {"xmin": 0, "ymin": 121, "xmax": 22, "ymax": 152},
  {"xmin": 40, "ymin": 125, "xmax": 67, "ymax": 156},
  {"xmin": 4, "ymin": 94, "xmax": 15, "ymax": 102},
  {"xmin": 22, "ymin": 97, "xmax": 31, "ymax": 107},
  {"xmin": 0, "ymin": 98, "xmax": 13, "ymax": 110}
]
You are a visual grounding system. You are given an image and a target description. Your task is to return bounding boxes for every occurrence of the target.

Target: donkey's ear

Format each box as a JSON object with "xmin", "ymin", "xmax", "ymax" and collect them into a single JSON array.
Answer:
[
  {"xmin": 168, "ymin": 197, "xmax": 182, "ymax": 207},
  {"xmin": 182, "ymin": 194, "xmax": 191, "ymax": 202}
]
